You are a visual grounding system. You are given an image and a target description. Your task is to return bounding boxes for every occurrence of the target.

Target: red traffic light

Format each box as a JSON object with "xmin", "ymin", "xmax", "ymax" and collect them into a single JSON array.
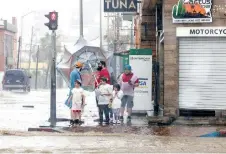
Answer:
[
  {"xmin": 50, "ymin": 12, "xmax": 56, "ymax": 21},
  {"xmin": 44, "ymin": 11, "xmax": 58, "ymax": 30}
]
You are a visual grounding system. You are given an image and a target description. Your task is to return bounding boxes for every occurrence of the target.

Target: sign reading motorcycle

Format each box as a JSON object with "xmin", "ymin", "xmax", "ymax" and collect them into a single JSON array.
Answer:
[
  {"xmin": 172, "ymin": 0, "xmax": 212, "ymax": 23},
  {"xmin": 104, "ymin": 0, "xmax": 137, "ymax": 12}
]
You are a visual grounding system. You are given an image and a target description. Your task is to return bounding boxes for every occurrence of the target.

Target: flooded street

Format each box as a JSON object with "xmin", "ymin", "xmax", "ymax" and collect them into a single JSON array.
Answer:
[
  {"xmin": 0, "ymin": 89, "xmax": 147, "ymax": 131},
  {"xmin": 0, "ymin": 134, "xmax": 226, "ymax": 153},
  {"xmin": 0, "ymin": 89, "xmax": 99, "ymax": 131},
  {"xmin": 1, "ymin": 89, "xmax": 226, "ymax": 153}
]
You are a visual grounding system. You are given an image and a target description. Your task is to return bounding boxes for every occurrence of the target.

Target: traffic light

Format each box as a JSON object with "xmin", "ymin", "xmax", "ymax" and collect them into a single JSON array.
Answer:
[{"xmin": 44, "ymin": 11, "xmax": 58, "ymax": 30}]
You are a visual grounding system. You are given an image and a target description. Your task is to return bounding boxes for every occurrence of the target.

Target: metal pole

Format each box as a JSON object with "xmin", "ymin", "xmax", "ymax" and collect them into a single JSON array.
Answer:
[
  {"xmin": 17, "ymin": 37, "xmax": 21, "ymax": 69},
  {"xmin": 107, "ymin": 13, "xmax": 109, "ymax": 51},
  {"xmin": 131, "ymin": 18, "xmax": 134, "ymax": 48},
  {"xmin": 80, "ymin": 0, "xmax": 83, "ymax": 37},
  {"xmin": 35, "ymin": 45, "xmax": 39, "ymax": 90},
  {"xmin": 20, "ymin": 11, "xmax": 35, "ymax": 54},
  {"xmin": 28, "ymin": 26, "xmax": 34, "ymax": 73},
  {"xmin": 115, "ymin": 13, "xmax": 120, "ymax": 78},
  {"xmin": 154, "ymin": 5, "xmax": 159, "ymax": 116},
  {"xmin": 100, "ymin": 0, "xmax": 102, "ymax": 48},
  {"xmin": 50, "ymin": 30, "xmax": 57, "ymax": 127},
  {"xmin": 20, "ymin": 17, "xmax": 23, "ymax": 51}
]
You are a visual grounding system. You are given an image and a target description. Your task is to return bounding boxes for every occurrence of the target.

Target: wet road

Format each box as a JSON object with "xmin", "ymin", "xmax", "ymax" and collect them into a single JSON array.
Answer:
[
  {"xmin": 0, "ymin": 89, "xmax": 99, "ymax": 130},
  {"xmin": 0, "ymin": 134, "xmax": 226, "ymax": 153},
  {"xmin": 0, "ymin": 89, "xmax": 225, "ymax": 137},
  {"xmin": 1, "ymin": 89, "xmax": 226, "ymax": 152},
  {"xmin": 0, "ymin": 89, "xmax": 147, "ymax": 131}
]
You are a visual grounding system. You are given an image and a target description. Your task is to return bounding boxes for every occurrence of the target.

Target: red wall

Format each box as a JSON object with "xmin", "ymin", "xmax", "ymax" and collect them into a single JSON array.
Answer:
[
  {"xmin": 0, "ymin": 29, "xmax": 17, "ymax": 72},
  {"xmin": 0, "ymin": 30, "xmax": 5, "ymax": 72}
]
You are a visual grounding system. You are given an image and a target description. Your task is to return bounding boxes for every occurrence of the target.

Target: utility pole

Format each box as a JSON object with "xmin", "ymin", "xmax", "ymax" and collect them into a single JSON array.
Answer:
[
  {"xmin": 131, "ymin": 18, "xmax": 134, "ymax": 48},
  {"xmin": 80, "ymin": 0, "xmax": 83, "ymax": 37},
  {"xmin": 35, "ymin": 45, "xmax": 40, "ymax": 90},
  {"xmin": 50, "ymin": 31, "xmax": 57, "ymax": 127},
  {"xmin": 100, "ymin": 0, "xmax": 102, "ymax": 49},
  {"xmin": 107, "ymin": 13, "xmax": 110, "ymax": 52},
  {"xmin": 28, "ymin": 26, "xmax": 34, "ymax": 73},
  {"xmin": 115, "ymin": 13, "xmax": 120, "ymax": 78},
  {"xmin": 17, "ymin": 37, "xmax": 21, "ymax": 69}
]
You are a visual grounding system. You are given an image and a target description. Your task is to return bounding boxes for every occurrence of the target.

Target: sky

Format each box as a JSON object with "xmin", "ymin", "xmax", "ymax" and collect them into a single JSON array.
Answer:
[
  {"xmin": 0, "ymin": 0, "xmax": 100, "ymax": 44},
  {"xmin": 0, "ymin": 0, "xmax": 132, "ymax": 49}
]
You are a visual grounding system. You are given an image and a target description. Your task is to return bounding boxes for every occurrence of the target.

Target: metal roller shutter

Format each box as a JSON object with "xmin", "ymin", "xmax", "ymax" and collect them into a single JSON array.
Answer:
[{"xmin": 179, "ymin": 37, "xmax": 226, "ymax": 110}]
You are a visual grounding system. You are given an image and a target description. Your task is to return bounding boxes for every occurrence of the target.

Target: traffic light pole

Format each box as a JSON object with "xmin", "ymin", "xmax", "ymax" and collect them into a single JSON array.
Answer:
[
  {"xmin": 50, "ymin": 30, "xmax": 57, "ymax": 127},
  {"xmin": 44, "ymin": 11, "xmax": 58, "ymax": 127}
]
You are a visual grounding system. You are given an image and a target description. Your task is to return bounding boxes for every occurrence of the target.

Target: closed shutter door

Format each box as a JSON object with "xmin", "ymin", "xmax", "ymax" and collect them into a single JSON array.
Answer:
[{"xmin": 179, "ymin": 37, "xmax": 226, "ymax": 110}]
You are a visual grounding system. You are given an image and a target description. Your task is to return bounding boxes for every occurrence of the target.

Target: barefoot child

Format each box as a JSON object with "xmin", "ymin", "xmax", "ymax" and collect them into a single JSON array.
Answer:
[
  {"xmin": 68, "ymin": 79, "xmax": 85, "ymax": 125},
  {"xmin": 109, "ymin": 84, "xmax": 123, "ymax": 123}
]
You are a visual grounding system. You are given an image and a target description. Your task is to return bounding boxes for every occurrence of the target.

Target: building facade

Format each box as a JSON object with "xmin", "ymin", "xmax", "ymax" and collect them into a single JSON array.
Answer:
[
  {"xmin": 163, "ymin": 0, "xmax": 226, "ymax": 117},
  {"xmin": 134, "ymin": 0, "xmax": 163, "ymax": 111},
  {"xmin": 0, "ymin": 17, "xmax": 18, "ymax": 72},
  {"xmin": 135, "ymin": 0, "xmax": 226, "ymax": 118}
]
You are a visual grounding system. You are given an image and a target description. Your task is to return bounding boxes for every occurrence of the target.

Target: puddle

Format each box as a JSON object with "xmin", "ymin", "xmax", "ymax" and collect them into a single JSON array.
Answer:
[{"xmin": 62, "ymin": 125, "xmax": 225, "ymax": 137}]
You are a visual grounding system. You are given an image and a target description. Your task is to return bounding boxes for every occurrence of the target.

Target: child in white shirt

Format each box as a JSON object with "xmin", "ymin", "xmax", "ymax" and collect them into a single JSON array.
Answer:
[
  {"xmin": 68, "ymin": 79, "xmax": 85, "ymax": 125},
  {"xmin": 110, "ymin": 84, "xmax": 123, "ymax": 123},
  {"xmin": 95, "ymin": 77, "xmax": 112, "ymax": 125}
]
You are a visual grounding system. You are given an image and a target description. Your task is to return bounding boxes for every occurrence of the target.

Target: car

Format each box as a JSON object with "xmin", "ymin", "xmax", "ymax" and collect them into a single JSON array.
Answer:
[{"xmin": 2, "ymin": 69, "xmax": 31, "ymax": 92}]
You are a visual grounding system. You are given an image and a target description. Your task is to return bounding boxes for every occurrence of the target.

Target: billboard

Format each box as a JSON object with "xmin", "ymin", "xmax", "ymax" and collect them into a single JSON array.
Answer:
[
  {"xmin": 104, "ymin": 0, "xmax": 137, "ymax": 12},
  {"xmin": 129, "ymin": 49, "xmax": 153, "ymax": 112},
  {"xmin": 172, "ymin": 0, "xmax": 212, "ymax": 23}
]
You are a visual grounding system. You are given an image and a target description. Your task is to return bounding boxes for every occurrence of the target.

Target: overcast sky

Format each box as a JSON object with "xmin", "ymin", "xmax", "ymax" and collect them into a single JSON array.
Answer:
[
  {"xmin": 0, "ymin": 0, "xmax": 132, "ymax": 50},
  {"xmin": 0, "ymin": 0, "xmax": 104, "ymax": 44}
]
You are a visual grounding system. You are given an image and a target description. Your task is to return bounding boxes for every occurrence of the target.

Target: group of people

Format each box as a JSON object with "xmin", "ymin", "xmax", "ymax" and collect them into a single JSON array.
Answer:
[{"xmin": 67, "ymin": 60, "xmax": 139, "ymax": 126}]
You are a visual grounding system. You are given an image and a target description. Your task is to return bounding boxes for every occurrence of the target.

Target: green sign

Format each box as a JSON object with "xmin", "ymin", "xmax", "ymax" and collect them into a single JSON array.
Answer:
[{"xmin": 172, "ymin": 0, "xmax": 212, "ymax": 23}]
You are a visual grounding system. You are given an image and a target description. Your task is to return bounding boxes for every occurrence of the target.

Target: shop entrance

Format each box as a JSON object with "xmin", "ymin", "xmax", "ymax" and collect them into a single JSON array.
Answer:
[{"xmin": 179, "ymin": 37, "xmax": 226, "ymax": 110}]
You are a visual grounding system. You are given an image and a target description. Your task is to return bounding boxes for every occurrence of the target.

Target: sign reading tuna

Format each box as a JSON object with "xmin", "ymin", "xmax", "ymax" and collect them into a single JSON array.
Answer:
[
  {"xmin": 172, "ymin": 0, "xmax": 212, "ymax": 23},
  {"xmin": 104, "ymin": 0, "xmax": 137, "ymax": 12}
]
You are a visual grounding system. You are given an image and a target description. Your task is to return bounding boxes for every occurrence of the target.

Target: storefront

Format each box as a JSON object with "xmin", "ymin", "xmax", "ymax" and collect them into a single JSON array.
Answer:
[
  {"xmin": 177, "ymin": 27, "xmax": 226, "ymax": 110},
  {"xmin": 163, "ymin": 0, "xmax": 226, "ymax": 116}
]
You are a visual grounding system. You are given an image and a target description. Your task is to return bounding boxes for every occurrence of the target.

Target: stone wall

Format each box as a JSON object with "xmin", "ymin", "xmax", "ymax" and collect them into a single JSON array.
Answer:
[{"xmin": 163, "ymin": 0, "xmax": 226, "ymax": 116}]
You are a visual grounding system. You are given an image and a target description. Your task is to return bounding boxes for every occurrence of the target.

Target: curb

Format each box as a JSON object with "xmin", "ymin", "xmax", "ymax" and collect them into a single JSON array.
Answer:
[
  {"xmin": 28, "ymin": 127, "xmax": 62, "ymax": 133},
  {"xmin": 147, "ymin": 116, "xmax": 176, "ymax": 125},
  {"xmin": 22, "ymin": 105, "xmax": 34, "ymax": 108}
]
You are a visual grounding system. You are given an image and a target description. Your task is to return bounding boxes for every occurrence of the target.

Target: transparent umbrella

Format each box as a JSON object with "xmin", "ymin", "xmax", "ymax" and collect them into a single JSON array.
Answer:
[{"xmin": 57, "ymin": 37, "xmax": 107, "ymax": 91}]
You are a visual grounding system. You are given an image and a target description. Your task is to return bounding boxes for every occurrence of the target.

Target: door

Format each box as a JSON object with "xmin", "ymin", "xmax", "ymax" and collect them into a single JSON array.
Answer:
[{"xmin": 179, "ymin": 37, "xmax": 226, "ymax": 110}]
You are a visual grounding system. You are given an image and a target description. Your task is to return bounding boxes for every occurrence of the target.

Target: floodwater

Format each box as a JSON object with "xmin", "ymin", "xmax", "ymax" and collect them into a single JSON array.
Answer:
[
  {"xmin": 1, "ymin": 89, "xmax": 226, "ymax": 153},
  {"xmin": 63, "ymin": 125, "xmax": 225, "ymax": 137},
  {"xmin": 0, "ymin": 133, "xmax": 226, "ymax": 153}
]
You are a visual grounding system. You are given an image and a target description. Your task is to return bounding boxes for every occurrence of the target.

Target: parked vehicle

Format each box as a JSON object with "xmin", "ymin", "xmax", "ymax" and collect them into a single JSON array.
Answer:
[{"xmin": 2, "ymin": 69, "xmax": 31, "ymax": 92}]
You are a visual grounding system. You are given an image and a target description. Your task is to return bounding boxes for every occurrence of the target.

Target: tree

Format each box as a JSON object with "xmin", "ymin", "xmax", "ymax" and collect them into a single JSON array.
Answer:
[
  {"xmin": 36, "ymin": 32, "xmax": 62, "ymax": 62},
  {"xmin": 36, "ymin": 32, "xmax": 63, "ymax": 88}
]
